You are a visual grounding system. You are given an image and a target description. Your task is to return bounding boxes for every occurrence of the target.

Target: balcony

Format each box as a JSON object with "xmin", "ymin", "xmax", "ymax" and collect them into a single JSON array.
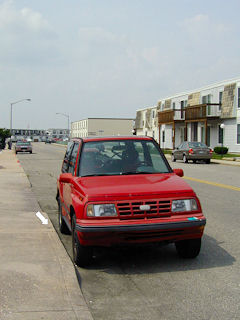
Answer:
[
  {"xmin": 185, "ymin": 104, "xmax": 221, "ymax": 121},
  {"xmin": 158, "ymin": 109, "xmax": 185, "ymax": 124}
]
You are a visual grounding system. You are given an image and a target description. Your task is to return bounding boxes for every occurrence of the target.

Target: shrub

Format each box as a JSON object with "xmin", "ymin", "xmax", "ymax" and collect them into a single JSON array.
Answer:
[{"xmin": 214, "ymin": 146, "xmax": 228, "ymax": 155}]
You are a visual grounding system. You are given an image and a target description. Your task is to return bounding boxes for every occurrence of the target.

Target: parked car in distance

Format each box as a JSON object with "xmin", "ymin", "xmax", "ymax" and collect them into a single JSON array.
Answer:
[
  {"xmin": 172, "ymin": 141, "xmax": 213, "ymax": 164},
  {"xmin": 45, "ymin": 139, "xmax": 52, "ymax": 144},
  {"xmin": 15, "ymin": 141, "xmax": 32, "ymax": 154},
  {"xmin": 56, "ymin": 136, "xmax": 206, "ymax": 267}
]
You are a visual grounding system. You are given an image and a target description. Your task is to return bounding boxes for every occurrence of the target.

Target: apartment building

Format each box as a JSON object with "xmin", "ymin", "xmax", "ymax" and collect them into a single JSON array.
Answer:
[
  {"xmin": 135, "ymin": 78, "xmax": 240, "ymax": 152},
  {"xmin": 71, "ymin": 118, "xmax": 134, "ymax": 138}
]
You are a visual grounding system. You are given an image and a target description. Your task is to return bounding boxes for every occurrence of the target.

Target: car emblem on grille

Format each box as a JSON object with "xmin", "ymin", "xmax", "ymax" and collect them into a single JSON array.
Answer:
[{"xmin": 139, "ymin": 205, "xmax": 150, "ymax": 211}]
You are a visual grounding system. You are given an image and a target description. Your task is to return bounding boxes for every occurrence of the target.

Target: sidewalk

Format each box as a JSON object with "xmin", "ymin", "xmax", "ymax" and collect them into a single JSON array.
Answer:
[
  {"xmin": 0, "ymin": 150, "xmax": 93, "ymax": 320},
  {"xmin": 165, "ymin": 153, "xmax": 240, "ymax": 166}
]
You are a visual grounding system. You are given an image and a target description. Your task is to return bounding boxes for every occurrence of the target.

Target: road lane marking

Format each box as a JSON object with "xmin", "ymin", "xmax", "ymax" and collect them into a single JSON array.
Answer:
[{"xmin": 183, "ymin": 176, "xmax": 240, "ymax": 192}]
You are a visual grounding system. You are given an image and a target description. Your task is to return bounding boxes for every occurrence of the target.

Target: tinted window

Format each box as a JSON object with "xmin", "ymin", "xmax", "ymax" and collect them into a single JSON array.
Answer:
[
  {"xmin": 16, "ymin": 141, "xmax": 30, "ymax": 146},
  {"xmin": 188, "ymin": 142, "xmax": 208, "ymax": 148},
  {"xmin": 62, "ymin": 141, "xmax": 74, "ymax": 173},
  {"xmin": 79, "ymin": 140, "xmax": 170, "ymax": 177},
  {"xmin": 68, "ymin": 143, "xmax": 79, "ymax": 175}
]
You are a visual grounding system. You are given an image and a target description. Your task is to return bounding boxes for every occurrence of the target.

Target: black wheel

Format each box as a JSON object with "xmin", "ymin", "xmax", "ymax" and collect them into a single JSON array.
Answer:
[
  {"xmin": 58, "ymin": 197, "xmax": 70, "ymax": 234},
  {"xmin": 15, "ymin": 151, "xmax": 18, "ymax": 154},
  {"xmin": 171, "ymin": 154, "xmax": 176, "ymax": 162},
  {"xmin": 205, "ymin": 159, "xmax": 210, "ymax": 164},
  {"xmin": 30, "ymin": 151, "xmax": 32, "ymax": 154},
  {"xmin": 183, "ymin": 154, "xmax": 188, "ymax": 163},
  {"xmin": 72, "ymin": 215, "xmax": 93, "ymax": 267},
  {"xmin": 175, "ymin": 238, "xmax": 201, "ymax": 258}
]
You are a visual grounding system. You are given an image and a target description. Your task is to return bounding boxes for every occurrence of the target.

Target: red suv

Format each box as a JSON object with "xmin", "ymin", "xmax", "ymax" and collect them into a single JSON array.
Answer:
[{"xmin": 56, "ymin": 136, "xmax": 206, "ymax": 267}]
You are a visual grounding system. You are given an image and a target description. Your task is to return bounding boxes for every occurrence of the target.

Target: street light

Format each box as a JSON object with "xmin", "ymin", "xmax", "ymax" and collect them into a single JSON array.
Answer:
[
  {"xmin": 56, "ymin": 112, "xmax": 70, "ymax": 139},
  {"xmin": 10, "ymin": 99, "xmax": 31, "ymax": 134}
]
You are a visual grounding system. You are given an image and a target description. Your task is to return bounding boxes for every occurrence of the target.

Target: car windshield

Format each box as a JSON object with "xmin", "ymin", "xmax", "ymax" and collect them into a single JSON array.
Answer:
[
  {"xmin": 16, "ymin": 141, "xmax": 31, "ymax": 146},
  {"xmin": 188, "ymin": 142, "xmax": 208, "ymax": 148},
  {"xmin": 79, "ymin": 140, "xmax": 170, "ymax": 177}
]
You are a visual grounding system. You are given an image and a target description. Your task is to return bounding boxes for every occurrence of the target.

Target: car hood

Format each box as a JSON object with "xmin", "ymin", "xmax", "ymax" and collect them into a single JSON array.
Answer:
[{"xmin": 75, "ymin": 173, "xmax": 195, "ymax": 201}]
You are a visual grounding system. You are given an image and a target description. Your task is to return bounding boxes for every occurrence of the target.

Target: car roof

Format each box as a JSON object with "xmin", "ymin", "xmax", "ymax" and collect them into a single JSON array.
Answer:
[{"xmin": 71, "ymin": 136, "xmax": 153, "ymax": 143}]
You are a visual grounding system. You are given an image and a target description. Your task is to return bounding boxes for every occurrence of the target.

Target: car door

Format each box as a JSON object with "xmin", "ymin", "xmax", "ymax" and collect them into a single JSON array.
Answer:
[
  {"xmin": 181, "ymin": 142, "xmax": 188, "ymax": 159},
  {"xmin": 62, "ymin": 142, "xmax": 80, "ymax": 226},
  {"xmin": 175, "ymin": 143, "xmax": 183, "ymax": 160}
]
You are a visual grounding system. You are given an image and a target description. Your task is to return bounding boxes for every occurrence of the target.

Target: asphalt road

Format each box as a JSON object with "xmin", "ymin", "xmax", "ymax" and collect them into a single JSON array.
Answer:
[{"xmin": 17, "ymin": 142, "xmax": 240, "ymax": 320}]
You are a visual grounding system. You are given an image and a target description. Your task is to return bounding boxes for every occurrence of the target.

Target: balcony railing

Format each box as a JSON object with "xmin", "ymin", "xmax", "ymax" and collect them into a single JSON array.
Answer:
[
  {"xmin": 158, "ymin": 109, "xmax": 185, "ymax": 124},
  {"xmin": 185, "ymin": 104, "xmax": 221, "ymax": 121}
]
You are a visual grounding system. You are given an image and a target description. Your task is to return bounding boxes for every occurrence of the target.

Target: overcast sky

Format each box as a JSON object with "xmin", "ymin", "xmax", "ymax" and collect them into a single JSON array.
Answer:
[{"xmin": 0, "ymin": 0, "xmax": 240, "ymax": 130}]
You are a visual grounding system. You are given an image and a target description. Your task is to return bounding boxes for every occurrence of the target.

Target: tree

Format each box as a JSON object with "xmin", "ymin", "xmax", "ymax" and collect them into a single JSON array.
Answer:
[{"xmin": 0, "ymin": 128, "xmax": 11, "ymax": 149}]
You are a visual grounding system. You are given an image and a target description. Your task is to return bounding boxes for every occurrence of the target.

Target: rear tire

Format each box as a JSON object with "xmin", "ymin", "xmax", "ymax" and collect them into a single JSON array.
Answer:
[
  {"xmin": 72, "ymin": 215, "xmax": 93, "ymax": 267},
  {"xmin": 183, "ymin": 154, "xmax": 188, "ymax": 163},
  {"xmin": 58, "ymin": 198, "xmax": 70, "ymax": 234},
  {"xmin": 175, "ymin": 238, "xmax": 201, "ymax": 258},
  {"xmin": 205, "ymin": 159, "xmax": 210, "ymax": 164}
]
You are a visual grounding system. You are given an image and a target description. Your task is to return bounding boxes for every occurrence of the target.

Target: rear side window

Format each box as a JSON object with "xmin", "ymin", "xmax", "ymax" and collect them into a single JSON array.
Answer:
[
  {"xmin": 68, "ymin": 143, "xmax": 79, "ymax": 175},
  {"xmin": 62, "ymin": 142, "xmax": 74, "ymax": 173}
]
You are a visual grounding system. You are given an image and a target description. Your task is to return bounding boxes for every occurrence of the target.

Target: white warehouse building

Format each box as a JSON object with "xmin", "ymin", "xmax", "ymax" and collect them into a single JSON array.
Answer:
[
  {"xmin": 71, "ymin": 118, "xmax": 134, "ymax": 138},
  {"xmin": 135, "ymin": 77, "xmax": 240, "ymax": 153}
]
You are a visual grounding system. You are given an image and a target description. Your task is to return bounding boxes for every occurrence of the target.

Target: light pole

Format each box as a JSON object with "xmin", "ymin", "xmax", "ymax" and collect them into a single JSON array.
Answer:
[
  {"xmin": 220, "ymin": 123, "xmax": 225, "ymax": 157},
  {"xmin": 10, "ymin": 99, "xmax": 31, "ymax": 134},
  {"xmin": 56, "ymin": 112, "xmax": 70, "ymax": 139}
]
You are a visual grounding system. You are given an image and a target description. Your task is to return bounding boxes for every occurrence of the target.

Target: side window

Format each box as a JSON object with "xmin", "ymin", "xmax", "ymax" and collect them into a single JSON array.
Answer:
[
  {"xmin": 62, "ymin": 142, "xmax": 74, "ymax": 173},
  {"xmin": 68, "ymin": 143, "xmax": 79, "ymax": 175}
]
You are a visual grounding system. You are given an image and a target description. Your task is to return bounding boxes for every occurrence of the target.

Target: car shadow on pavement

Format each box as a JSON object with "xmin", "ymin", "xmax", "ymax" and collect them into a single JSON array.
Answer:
[{"xmin": 84, "ymin": 234, "xmax": 235, "ymax": 274}]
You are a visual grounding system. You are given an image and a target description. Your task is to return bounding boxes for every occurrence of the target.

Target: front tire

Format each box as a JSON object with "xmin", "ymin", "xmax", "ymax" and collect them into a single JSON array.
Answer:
[
  {"xmin": 175, "ymin": 238, "xmax": 201, "ymax": 258},
  {"xmin": 183, "ymin": 154, "xmax": 188, "ymax": 163},
  {"xmin": 171, "ymin": 154, "xmax": 176, "ymax": 162},
  {"xmin": 72, "ymin": 215, "xmax": 93, "ymax": 267}
]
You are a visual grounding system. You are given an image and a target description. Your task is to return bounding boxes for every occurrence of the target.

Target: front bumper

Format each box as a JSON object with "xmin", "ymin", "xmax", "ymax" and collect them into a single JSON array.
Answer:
[{"xmin": 75, "ymin": 218, "xmax": 206, "ymax": 246}]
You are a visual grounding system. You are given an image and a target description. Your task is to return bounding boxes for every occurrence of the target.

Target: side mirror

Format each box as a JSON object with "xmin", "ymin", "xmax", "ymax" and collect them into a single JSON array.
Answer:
[
  {"xmin": 173, "ymin": 169, "xmax": 184, "ymax": 177},
  {"xmin": 59, "ymin": 173, "xmax": 73, "ymax": 183}
]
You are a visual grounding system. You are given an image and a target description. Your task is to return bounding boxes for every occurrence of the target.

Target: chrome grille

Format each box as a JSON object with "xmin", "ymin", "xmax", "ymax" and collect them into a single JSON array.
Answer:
[{"xmin": 116, "ymin": 200, "xmax": 171, "ymax": 219}]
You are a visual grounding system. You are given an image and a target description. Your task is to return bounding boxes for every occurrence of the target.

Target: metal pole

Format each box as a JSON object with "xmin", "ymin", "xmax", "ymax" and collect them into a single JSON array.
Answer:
[{"xmin": 10, "ymin": 103, "xmax": 13, "ymax": 134}]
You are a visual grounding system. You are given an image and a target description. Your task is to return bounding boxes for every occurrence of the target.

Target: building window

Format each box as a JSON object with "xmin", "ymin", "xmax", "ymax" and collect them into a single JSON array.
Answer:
[
  {"xmin": 218, "ymin": 125, "xmax": 223, "ymax": 144},
  {"xmin": 238, "ymin": 88, "xmax": 240, "ymax": 108},
  {"xmin": 219, "ymin": 92, "xmax": 223, "ymax": 110},
  {"xmin": 237, "ymin": 124, "xmax": 240, "ymax": 144},
  {"xmin": 162, "ymin": 130, "xmax": 165, "ymax": 143}
]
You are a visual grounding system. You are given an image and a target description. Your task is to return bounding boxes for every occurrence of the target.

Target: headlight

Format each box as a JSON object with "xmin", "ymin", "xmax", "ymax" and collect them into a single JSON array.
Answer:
[
  {"xmin": 87, "ymin": 204, "xmax": 117, "ymax": 217},
  {"xmin": 171, "ymin": 199, "xmax": 198, "ymax": 213}
]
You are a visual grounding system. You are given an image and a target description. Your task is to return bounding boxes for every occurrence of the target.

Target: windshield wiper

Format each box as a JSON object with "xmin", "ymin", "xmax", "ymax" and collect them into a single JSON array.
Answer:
[
  {"xmin": 81, "ymin": 173, "xmax": 112, "ymax": 177},
  {"xmin": 121, "ymin": 171, "xmax": 155, "ymax": 175}
]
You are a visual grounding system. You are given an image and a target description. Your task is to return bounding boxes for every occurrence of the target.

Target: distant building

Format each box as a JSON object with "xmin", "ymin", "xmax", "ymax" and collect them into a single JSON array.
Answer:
[
  {"xmin": 135, "ymin": 77, "xmax": 240, "ymax": 152},
  {"xmin": 11, "ymin": 129, "xmax": 45, "ymax": 141},
  {"xmin": 11, "ymin": 128, "xmax": 69, "ymax": 141},
  {"xmin": 71, "ymin": 118, "xmax": 134, "ymax": 138},
  {"xmin": 46, "ymin": 128, "xmax": 69, "ymax": 139}
]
